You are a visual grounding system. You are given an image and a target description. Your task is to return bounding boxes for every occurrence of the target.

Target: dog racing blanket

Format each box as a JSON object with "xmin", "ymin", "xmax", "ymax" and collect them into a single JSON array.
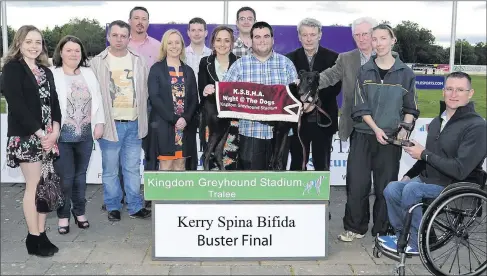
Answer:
[{"xmin": 215, "ymin": 81, "xmax": 302, "ymax": 123}]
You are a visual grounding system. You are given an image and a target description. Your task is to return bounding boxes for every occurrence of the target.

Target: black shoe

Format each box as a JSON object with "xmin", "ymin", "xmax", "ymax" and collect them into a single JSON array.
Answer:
[
  {"xmin": 129, "ymin": 208, "xmax": 151, "ymax": 219},
  {"xmin": 57, "ymin": 218, "xmax": 70, "ymax": 235},
  {"xmin": 102, "ymin": 199, "xmax": 124, "ymax": 211},
  {"xmin": 57, "ymin": 225, "xmax": 70, "ymax": 234},
  {"xmin": 40, "ymin": 232, "xmax": 59, "ymax": 254},
  {"xmin": 108, "ymin": 210, "xmax": 121, "ymax": 221},
  {"xmin": 26, "ymin": 233, "xmax": 54, "ymax": 257},
  {"xmin": 72, "ymin": 210, "xmax": 90, "ymax": 229},
  {"xmin": 145, "ymin": 200, "xmax": 152, "ymax": 209}
]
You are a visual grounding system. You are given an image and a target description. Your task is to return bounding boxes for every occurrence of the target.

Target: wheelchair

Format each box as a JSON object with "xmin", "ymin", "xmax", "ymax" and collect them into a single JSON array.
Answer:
[{"xmin": 373, "ymin": 169, "xmax": 487, "ymax": 276}]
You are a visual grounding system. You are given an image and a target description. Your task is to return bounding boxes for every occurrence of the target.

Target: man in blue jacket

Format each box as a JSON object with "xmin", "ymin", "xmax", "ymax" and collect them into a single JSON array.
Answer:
[{"xmin": 379, "ymin": 71, "xmax": 486, "ymax": 254}]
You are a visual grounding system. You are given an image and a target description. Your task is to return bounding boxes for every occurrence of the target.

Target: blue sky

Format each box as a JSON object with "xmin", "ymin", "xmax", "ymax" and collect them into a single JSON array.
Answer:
[{"xmin": 4, "ymin": 1, "xmax": 486, "ymax": 47}]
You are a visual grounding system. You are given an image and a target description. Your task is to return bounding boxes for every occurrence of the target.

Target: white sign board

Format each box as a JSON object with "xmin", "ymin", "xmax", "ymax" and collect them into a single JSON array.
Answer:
[{"xmin": 153, "ymin": 203, "xmax": 327, "ymax": 259}]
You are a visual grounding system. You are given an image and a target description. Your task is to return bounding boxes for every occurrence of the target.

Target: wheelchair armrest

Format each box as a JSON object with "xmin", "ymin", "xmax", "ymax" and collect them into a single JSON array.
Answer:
[
  {"xmin": 441, "ymin": 182, "xmax": 481, "ymax": 194},
  {"xmin": 464, "ymin": 168, "xmax": 487, "ymax": 189}
]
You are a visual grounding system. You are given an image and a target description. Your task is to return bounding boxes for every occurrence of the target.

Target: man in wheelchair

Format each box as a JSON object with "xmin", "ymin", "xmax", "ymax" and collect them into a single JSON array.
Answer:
[{"xmin": 379, "ymin": 71, "xmax": 487, "ymax": 255}]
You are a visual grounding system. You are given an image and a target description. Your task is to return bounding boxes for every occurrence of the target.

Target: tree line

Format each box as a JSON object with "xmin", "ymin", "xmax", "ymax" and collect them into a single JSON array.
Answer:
[{"xmin": 1, "ymin": 18, "xmax": 486, "ymax": 65}]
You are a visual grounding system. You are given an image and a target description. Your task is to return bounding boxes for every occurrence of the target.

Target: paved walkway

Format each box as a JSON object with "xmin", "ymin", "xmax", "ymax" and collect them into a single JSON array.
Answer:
[{"xmin": 1, "ymin": 184, "xmax": 433, "ymax": 275}]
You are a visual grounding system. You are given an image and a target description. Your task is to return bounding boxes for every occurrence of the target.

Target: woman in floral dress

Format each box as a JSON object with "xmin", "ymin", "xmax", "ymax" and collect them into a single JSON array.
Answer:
[
  {"xmin": 144, "ymin": 29, "xmax": 198, "ymax": 171},
  {"xmin": 198, "ymin": 25, "xmax": 240, "ymax": 170},
  {"xmin": 2, "ymin": 25, "xmax": 62, "ymax": 257}
]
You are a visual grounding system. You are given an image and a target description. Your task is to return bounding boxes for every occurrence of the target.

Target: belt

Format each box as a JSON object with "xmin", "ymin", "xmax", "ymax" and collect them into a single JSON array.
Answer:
[{"xmin": 115, "ymin": 119, "xmax": 132, "ymax": 123}]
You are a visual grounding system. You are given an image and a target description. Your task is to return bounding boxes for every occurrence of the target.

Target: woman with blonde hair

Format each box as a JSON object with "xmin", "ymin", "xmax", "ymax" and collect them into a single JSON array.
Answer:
[
  {"xmin": 144, "ymin": 29, "xmax": 198, "ymax": 171},
  {"xmin": 50, "ymin": 35, "xmax": 105, "ymax": 234},
  {"xmin": 2, "ymin": 25, "xmax": 62, "ymax": 256}
]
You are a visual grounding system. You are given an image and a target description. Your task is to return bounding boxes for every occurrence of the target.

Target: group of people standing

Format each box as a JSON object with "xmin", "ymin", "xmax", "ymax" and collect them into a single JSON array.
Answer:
[
  {"xmin": 315, "ymin": 18, "xmax": 485, "ymax": 256},
  {"xmin": 2, "ymin": 4, "xmax": 485, "ymax": 260}
]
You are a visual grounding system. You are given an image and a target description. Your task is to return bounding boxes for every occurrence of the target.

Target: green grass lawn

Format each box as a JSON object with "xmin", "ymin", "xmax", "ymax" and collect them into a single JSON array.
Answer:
[{"xmin": 0, "ymin": 75, "xmax": 485, "ymax": 118}]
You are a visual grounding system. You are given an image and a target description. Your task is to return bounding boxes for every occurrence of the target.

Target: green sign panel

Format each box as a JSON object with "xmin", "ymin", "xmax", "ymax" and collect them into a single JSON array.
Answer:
[{"xmin": 144, "ymin": 171, "xmax": 329, "ymax": 201}]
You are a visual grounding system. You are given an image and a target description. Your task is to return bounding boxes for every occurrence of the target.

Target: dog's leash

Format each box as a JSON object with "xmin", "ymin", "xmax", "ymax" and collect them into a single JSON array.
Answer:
[
  {"xmin": 297, "ymin": 98, "xmax": 332, "ymax": 170},
  {"xmin": 314, "ymin": 100, "xmax": 332, "ymax": 128},
  {"xmin": 301, "ymin": 90, "xmax": 332, "ymax": 128},
  {"xmin": 297, "ymin": 109, "xmax": 307, "ymax": 170}
]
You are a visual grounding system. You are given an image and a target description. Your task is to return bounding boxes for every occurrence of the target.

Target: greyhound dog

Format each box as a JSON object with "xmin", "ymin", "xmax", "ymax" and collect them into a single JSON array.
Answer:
[
  {"xmin": 269, "ymin": 70, "xmax": 331, "ymax": 171},
  {"xmin": 203, "ymin": 70, "xmax": 329, "ymax": 171}
]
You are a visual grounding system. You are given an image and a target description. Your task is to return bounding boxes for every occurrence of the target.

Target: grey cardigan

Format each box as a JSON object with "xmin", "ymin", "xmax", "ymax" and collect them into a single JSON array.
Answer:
[{"xmin": 318, "ymin": 49, "xmax": 361, "ymax": 141}]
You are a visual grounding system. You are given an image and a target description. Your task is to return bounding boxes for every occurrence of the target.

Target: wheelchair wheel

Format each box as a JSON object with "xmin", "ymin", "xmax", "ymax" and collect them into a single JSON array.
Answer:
[
  {"xmin": 396, "ymin": 266, "xmax": 405, "ymax": 276},
  {"xmin": 419, "ymin": 189, "xmax": 487, "ymax": 276},
  {"xmin": 427, "ymin": 221, "xmax": 455, "ymax": 251}
]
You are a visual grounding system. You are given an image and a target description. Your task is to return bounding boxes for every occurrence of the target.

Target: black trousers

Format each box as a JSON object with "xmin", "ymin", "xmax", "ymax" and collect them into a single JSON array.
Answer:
[
  {"xmin": 238, "ymin": 135, "xmax": 273, "ymax": 170},
  {"xmin": 289, "ymin": 121, "xmax": 333, "ymax": 171},
  {"xmin": 343, "ymin": 131, "xmax": 402, "ymax": 236},
  {"xmin": 199, "ymin": 110, "xmax": 208, "ymax": 153},
  {"xmin": 186, "ymin": 149, "xmax": 198, "ymax": 170}
]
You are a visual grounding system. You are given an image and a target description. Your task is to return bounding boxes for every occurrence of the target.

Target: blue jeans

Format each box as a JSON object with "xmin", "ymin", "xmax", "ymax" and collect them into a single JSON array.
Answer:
[
  {"xmin": 54, "ymin": 139, "xmax": 93, "ymax": 218},
  {"xmin": 383, "ymin": 177, "xmax": 444, "ymax": 251},
  {"xmin": 98, "ymin": 120, "xmax": 143, "ymax": 215}
]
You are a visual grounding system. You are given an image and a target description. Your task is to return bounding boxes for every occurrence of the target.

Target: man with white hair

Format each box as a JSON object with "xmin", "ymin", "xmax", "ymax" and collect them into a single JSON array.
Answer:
[
  {"xmin": 318, "ymin": 17, "xmax": 378, "ymax": 143},
  {"xmin": 314, "ymin": 17, "xmax": 381, "ymax": 242},
  {"xmin": 285, "ymin": 18, "xmax": 342, "ymax": 171}
]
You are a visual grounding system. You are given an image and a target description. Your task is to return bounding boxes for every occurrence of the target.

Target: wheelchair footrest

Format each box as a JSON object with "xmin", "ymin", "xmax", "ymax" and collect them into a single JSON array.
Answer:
[{"xmin": 373, "ymin": 238, "xmax": 414, "ymax": 262}]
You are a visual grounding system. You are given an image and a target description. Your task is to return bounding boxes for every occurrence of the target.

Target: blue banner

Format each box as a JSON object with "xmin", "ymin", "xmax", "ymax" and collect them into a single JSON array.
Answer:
[
  {"xmin": 107, "ymin": 24, "xmax": 357, "ymax": 57},
  {"xmin": 415, "ymin": 75, "xmax": 445, "ymax": 90}
]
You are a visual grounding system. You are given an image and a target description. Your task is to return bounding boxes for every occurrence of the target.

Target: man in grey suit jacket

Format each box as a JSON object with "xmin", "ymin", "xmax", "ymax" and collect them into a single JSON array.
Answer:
[
  {"xmin": 318, "ymin": 17, "xmax": 388, "ymax": 243},
  {"xmin": 318, "ymin": 17, "xmax": 378, "ymax": 143}
]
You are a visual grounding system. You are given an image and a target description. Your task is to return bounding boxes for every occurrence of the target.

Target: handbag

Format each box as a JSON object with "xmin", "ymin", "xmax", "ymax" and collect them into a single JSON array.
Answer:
[
  {"xmin": 34, "ymin": 70, "xmax": 64, "ymax": 213},
  {"xmin": 35, "ymin": 150, "xmax": 64, "ymax": 213}
]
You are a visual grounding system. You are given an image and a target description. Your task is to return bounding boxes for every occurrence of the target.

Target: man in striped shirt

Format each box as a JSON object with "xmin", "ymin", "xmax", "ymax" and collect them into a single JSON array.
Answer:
[
  {"xmin": 232, "ymin": 6, "xmax": 255, "ymax": 57},
  {"xmin": 223, "ymin": 21, "xmax": 298, "ymax": 170}
]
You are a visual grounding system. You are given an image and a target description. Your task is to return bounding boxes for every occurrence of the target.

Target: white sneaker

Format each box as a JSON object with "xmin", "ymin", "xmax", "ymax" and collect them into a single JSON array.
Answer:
[{"xmin": 338, "ymin": 230, "xmax": 365, "ymax": 242}]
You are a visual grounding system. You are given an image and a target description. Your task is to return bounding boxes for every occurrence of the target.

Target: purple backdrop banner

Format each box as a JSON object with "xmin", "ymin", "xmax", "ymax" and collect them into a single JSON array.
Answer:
[{"xmin": 107, "ymin": 24, "xmax": 357, "ymax": 107}]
